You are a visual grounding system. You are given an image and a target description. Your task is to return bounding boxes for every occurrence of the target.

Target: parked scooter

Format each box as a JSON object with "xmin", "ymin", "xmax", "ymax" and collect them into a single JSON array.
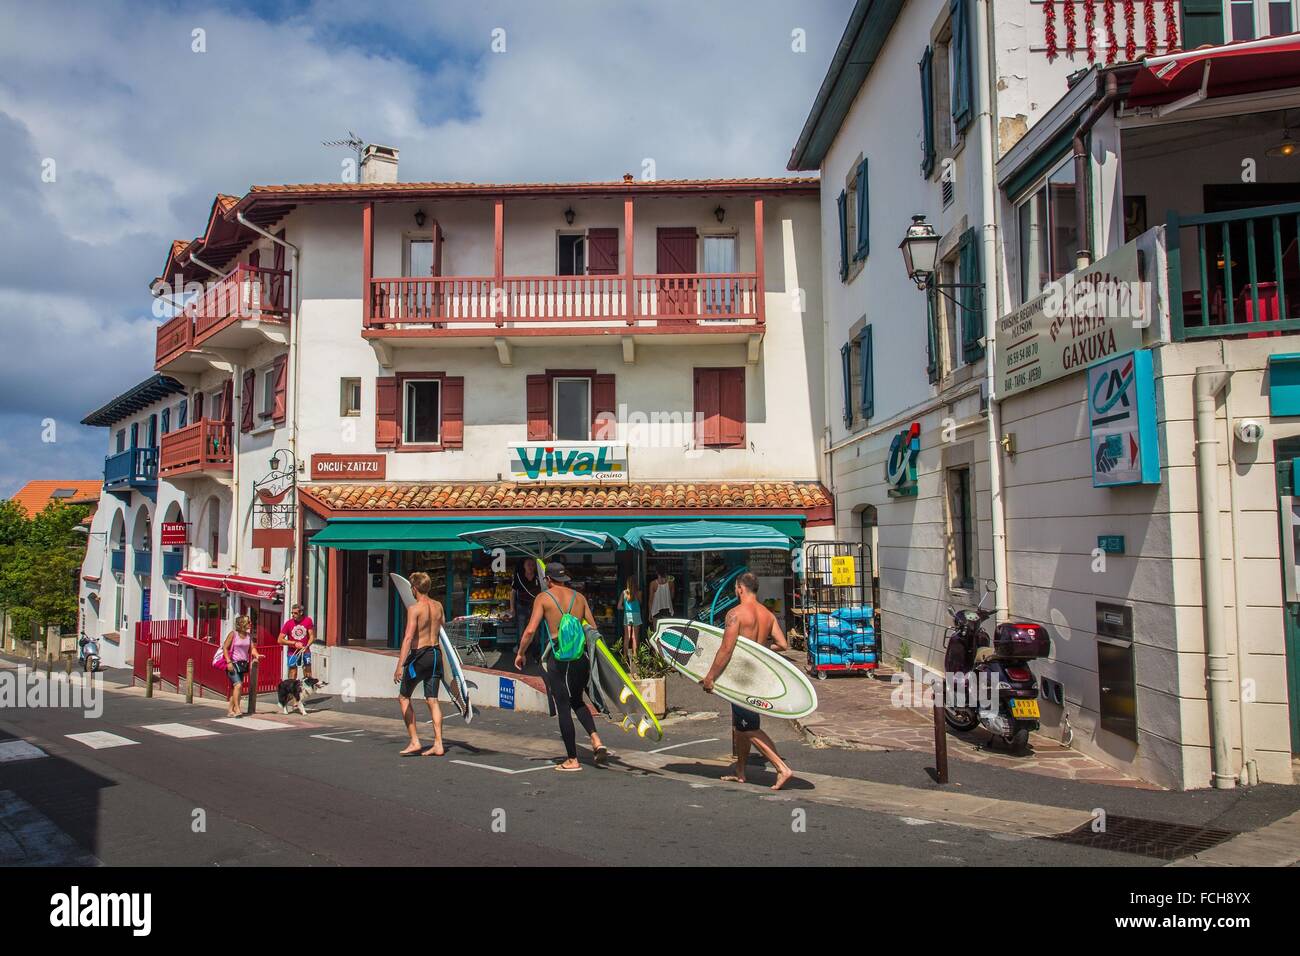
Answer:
[
  {"xmin": 941, "ymin": 582, "xmax": 1050, "ymax": 754},
  {"xmin": 78, "ymin": 635, "xmax": 101, "ymax": 674}
]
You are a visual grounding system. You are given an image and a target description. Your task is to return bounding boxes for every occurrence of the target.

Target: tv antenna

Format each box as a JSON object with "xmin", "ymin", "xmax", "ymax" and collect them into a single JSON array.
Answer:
[{"xmin": 322, "ymin": 131, "xmax": 365, "ymax": 169}]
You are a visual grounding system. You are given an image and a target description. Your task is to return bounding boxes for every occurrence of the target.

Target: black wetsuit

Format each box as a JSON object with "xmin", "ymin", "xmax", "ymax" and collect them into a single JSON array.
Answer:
[{"xmin": 545, "ymin": 655, "xmax": 598, "ymax": 760}]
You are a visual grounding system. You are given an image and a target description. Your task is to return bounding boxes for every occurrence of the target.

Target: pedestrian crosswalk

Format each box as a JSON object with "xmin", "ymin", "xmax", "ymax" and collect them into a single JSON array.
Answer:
[{"xmin": 61, "ymin": 714, "xmax": 308, "ymax": 750}]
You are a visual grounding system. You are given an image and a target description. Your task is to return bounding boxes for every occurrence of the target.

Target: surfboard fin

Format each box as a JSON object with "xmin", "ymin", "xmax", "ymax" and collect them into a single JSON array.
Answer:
[
  {"xmin": 620, "ymin": 715, "xmax": 634, "ymax": 732},
  {"xmin": 636, "ymin": 718, "xmax": 651, "ymax": 738},
  {"xmin": 618, "ymin": 686, "xmax": 632, "ymax": 705}
]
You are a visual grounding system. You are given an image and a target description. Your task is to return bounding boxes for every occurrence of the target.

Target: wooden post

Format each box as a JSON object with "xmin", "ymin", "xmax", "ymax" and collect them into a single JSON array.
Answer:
[
  {"xmin": 624, "ymin": 197, "xmax": 635, "ymax": 324},
  {"xmin": 753, "ymin": 197, "xmax": 766, "ymax": 327},
  {"xmin": 325, "ymin": 548, "xmax": 343, "ymax": 646},
  {"xmin": 145, "ymin": 658, "xmax": 154, "ymax": 698},
  {"xmin": 932, "ymin": 676, "xmax": 948, "ymax": 784},
  {"xmin": 185, "ymin": 658, "xmax": 194, "ymax": 704},
  {"xmin": 65, "ymin": 654, "xmax": 72, "ymax": 676},
  {"xmin": 247, "ymin": 658, "xmax": 258, "ymax": 714},
  {"xmin": 493, "ymin": 199, "xmax": 504, "ymax": 282},
  {"xmin": 361, "ymin": 201, "xmax": 374, "ymax": 327}
]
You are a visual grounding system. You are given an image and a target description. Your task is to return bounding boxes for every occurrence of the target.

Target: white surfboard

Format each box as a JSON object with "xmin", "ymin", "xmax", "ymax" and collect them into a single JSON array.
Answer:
[
  {"xmin": 651, "ymin": 618, "xmax": 818, "ymax": 720},
  {"xmin": 390, "ymin": 572, "xmax": 474, "ymax": 723}
]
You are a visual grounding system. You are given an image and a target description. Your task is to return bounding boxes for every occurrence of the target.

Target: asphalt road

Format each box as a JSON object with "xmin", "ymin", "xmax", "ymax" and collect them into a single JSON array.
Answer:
[{"xmin": 1, "ymin": 662, "xmax": 1296, "ymax": 867}]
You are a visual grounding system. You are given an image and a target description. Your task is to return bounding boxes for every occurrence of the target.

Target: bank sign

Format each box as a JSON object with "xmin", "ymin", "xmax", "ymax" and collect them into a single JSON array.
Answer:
[
  {"xmin": 995, "ymin": 238, "xmax": 1149, "ymax": 399},
  {"xmin": 508, "ymin": 442, "xmax": 629, "ymax": 485},
  {"xmin": 1087, "ymin": 349, "xmax": 1160, "ymax": 487}
]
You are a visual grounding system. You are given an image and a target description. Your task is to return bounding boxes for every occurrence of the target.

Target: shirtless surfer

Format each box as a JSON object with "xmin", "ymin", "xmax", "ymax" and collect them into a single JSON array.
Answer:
[
  {"xmin": 394, "ymin": 571, "xmax": 445, "ymax": 757},
  {"xmin": 701, "ymin": 572, "xmax": 795, "ymax": 791}
]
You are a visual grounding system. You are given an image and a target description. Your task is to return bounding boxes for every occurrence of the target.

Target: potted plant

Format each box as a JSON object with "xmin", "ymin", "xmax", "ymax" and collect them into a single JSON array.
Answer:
[{"xmin": 630, "ymin": 641, "xmax": 671, "ymax": 718}]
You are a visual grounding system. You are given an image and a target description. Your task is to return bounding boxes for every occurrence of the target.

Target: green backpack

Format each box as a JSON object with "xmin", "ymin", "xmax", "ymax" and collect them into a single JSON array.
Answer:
[{"xmin": 545, "ymin": 590, "xmax": 587, "ymax": 662}]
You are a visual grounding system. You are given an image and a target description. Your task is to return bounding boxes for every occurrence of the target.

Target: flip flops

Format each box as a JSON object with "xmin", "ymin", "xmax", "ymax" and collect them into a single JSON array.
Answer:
[
  {"xmin": 553, "ymin": 762, "xmax": 583, "ymax": 772},
  {"xmin": 593, "ymin": 746, "xmax": 610, "ymax": 767}
]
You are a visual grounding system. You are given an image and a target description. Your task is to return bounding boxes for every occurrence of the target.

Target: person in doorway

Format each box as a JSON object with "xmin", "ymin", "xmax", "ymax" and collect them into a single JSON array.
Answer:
[
  {"xmin": 647, "ymin": 569, "xmax": 674, "ymax": 622},
  {"xmin": 701, "ymin": 572, "xmax": 795, "ymax": 791},
  {"xmin": 278, "ymin": 603, "xmax": 320, "ymax": 688},
  {"xmin": 393, "ymin": 571, "xmax": 445, "ymax": 757},
  {"xmin": 222, "ymin": 615, "xmax": 261, "ymax": 718},
  {"xmin": 621, "ymin": 577, "xmax": 642, "ymax": 674},
  {"xmin": 514, "ymin": 561, "xmax": 607, "ymax": 772},
  {"xmin": 510, "ymin": 557, "xmax": 543, "ymax": 665}
]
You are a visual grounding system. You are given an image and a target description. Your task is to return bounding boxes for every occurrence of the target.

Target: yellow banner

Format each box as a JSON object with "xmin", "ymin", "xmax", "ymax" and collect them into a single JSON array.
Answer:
[{"xmin": 831, "ymin": 555, "xmax": 856, "ymax": 587}]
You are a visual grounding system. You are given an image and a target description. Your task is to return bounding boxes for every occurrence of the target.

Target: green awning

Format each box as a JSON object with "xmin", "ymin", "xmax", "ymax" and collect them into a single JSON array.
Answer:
[
  {"xmin": 456, "ymin": 525, "xmax": 620, "ymax": 561},
  {"xmin": 309, "ymin": 515, "xmax": 805, "ymax": 552},
  {"xmin": 622, "ymin": 520, "xmax": 794, "ymax": 552}
]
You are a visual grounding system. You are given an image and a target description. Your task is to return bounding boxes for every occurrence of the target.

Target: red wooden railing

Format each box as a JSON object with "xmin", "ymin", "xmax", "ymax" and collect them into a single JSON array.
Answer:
[
  {"xmin": 133, "ymin": 620, "xmax": 284, "ymax": 697},
  {"xmin": 159, "ymin": 420, "xmax": 233, "ymax": 477},
  {"xmin": 365, "ymin": 272, "xmax": 761, "ymax": 330},
  {"xmin": 191, "ymin": 264, "xmax": 291, "ymax": 344},
  {"xmin": 155, "ymin": 313, "xmax": 194, "ymax": 369}
]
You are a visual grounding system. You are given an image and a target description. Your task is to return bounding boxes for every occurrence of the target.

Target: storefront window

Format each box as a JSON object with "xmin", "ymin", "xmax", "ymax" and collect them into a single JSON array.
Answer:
[{"xmin": 1016, "ymin": 157, "xmax": 1078, "ymax": 303}]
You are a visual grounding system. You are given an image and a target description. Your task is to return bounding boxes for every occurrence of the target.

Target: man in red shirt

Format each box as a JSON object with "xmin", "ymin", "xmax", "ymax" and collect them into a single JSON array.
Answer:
[{"xmin": 278, "ymin": 603, "xmax": 320, "ymax": 688}]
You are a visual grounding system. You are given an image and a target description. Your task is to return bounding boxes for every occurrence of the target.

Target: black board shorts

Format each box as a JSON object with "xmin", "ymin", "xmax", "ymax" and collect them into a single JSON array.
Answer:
[
  {"xmin": 399, "ymin": 645, "xmax": 441, "ymax": 699},
  {"xmin": 731, "ymin": 704, "xmax": 761, "ymax": 733}
]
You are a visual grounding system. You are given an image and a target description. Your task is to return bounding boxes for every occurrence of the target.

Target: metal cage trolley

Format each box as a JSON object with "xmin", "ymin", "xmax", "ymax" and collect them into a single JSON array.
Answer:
[{"xmin": 798, "ymin": 541, "xmax": 877, "ymax": 679}]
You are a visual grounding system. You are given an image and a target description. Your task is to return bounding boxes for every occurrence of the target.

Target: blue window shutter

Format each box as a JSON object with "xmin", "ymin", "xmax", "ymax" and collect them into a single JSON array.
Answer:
[
  {"xmin": 161, "ymin": 408, "xmax": 170, "ymax": 435},
  {"xmin": 959, "ymin": 227, "xmax": 985, "ymax": 363},
  {"xmin": 177, "ymin": 400, "xmax": 188, "ymax": 429},
  {"xmin": 950, "ymin": 0, "xmax": 973, "ymax": 133},
  {"xmin": 925, "ymin": 288, "xmax": 939, "ymax": 383},
  {"xmin": 919, "ymin": 47, "xmax": 936, "ymax": 177},
  {"xmin": 840, "ymin": 343, "xmax": 853, "ymax": 427},
  {"xmin": 859, "ymin": 326, "xmax": 874, "ymax": 420},
  {"xmin": 854, "ymin": 160, "xmax": 869, "ymax": 261},
  {"xmin": 836, "ymin": 190, "xmax": 849, "ymax": 280}
]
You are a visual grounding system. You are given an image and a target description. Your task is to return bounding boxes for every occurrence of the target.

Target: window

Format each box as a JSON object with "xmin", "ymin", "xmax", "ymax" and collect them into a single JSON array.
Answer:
[
  {"xmin": 701, "ymin": 235, "xmax": 737, "ymax": 313},
  {"xmin": 341, "ymin": 377, "xmax": 362, "ymax": 417},
  {"xmin": 114, "ymin": 574, "xmax": 126, "ymax": 633},
  {"xmin": 1016, "ymin": 157, "xmax": 1078, "ymax": 303},
  {"xmin": 694, "ymin": 367, "xmax": 746, "ymax": 448},
  {"xmin": 1226, "ymin": 0, "xmax": 1296, "ymax": 39},
  {"xmin": 406, "ymin": 238, "xmax": 434, "ymax": 277},
  {"xmin": 558, "ymin": 234, "xmax": 586, "ymax": 276},
  {"xmin": 260, "ymin": 364, "xmax": 277, "ymax": 421},
  {"xmin": 403, "ymin": 379, "xmax": 442, "ymax": 445},
  {"xmin": 948, "ymin": 466, "xmax": 975, "ymax": 589},
  {"xmin": 553, "ymin": 377, "xmax": 591, "ymax": 441},
  {"xmin": 167, "ymin": 581, "xmax": 184, "ymax": 622},
  {"xmin": 840, "ymin": 324, "xmax": 874, "ymax": 427}
]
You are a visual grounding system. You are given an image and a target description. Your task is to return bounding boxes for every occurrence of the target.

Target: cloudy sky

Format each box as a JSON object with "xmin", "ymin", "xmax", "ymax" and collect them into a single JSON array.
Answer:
[{"xmin": 0, "ymin": 0, "xmax": 849, "ymax": 497}]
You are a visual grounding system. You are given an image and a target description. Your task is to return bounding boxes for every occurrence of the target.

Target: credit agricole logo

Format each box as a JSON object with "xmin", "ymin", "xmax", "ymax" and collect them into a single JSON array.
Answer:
[{"xmin": 508, "ymin": 442, "xmax": 629, "ymax": 484}]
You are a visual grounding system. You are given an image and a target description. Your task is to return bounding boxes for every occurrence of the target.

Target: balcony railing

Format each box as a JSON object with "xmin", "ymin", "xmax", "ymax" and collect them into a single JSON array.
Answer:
[
  {"xmin": 365, "ymin": 272, "xmax": 762, "ymax": 333},
  {"xmin": 161, "ymin": 550, "xmax": 184, "ymax": 578},
  {"xmin": 104, "ymin": 446, "xmax": 158, "ymax": 491},
  {"xmin": 159, "ymin": 419, "xmax": 233, "ymax": 477},
  {"xmin": 191, "ymin": 263, "xmax": 291, "ymax": 345},
  {"xmin": 110, "ymin": 549, "xmax": 126, "ymax": 574},
  {"xmin": 133, "ymin": 548, "xmax": 152, "ymax": 577},
  {"xmin": 1169, "ymin": 201, "xmax": 1300, "ymax": 340},
  {"xmin": 155, "ymin": 313, "xmax": 194, "ymax": 369}
]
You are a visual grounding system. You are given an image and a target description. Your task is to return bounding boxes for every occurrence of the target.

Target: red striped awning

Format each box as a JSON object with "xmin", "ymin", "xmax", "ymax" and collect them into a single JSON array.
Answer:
[
  {"xmin": 176, "ymin": 570, "xmax": 228, "ymax": 591},
  {"xmin": 1128, "ymin": 36, "xmax": 1300, "ymax": 106},
  {"xmin": 175, "ymin": 570, "xmax": 283, "ymax": 602}
]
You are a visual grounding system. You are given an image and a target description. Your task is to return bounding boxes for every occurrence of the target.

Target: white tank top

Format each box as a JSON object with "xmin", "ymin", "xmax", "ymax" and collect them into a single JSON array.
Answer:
[{"xmin": 649, "ymin": 580, "xmax": 674, "ymax": 616}]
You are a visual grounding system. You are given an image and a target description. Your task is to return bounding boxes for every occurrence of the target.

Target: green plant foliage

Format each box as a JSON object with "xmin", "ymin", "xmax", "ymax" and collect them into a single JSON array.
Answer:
[{"xmin": 0, "ymin": 500, "xmax": 90, "ymax": 642}]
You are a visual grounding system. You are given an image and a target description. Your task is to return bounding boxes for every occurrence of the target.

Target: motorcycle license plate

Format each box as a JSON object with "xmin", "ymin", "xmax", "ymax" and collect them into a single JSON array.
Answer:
[{"xmin": 1011, "ymin": 699, "xmax": 1040, "ymax": 719}]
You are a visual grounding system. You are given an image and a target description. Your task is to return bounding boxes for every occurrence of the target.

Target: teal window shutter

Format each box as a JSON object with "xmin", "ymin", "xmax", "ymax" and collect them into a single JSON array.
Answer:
[
  {"xmin": 919, "ymin": 47, "xmax": 936, "ymax": 177},
  {"xmin": 925, "ymin": 287, "xmax": 939, "ymax": 383},
  {"xmin": 950, "ymin": 0, "xmax": 973, "ymax": 134},
  {"xmin": 837, "ymin": 190, "xmax": 849, "ymax": 280},
  {"xmin": 1181, "ymin": 0, "xmax": 1225, "ymax": 48},
  {"xmin": 959, "ymin": 227, "xmax": 984, "ymax": 363},
  {"xmin": 840, "ymin": 342, "xmax": 853, "ymax": 426},
  {"xmin": 859, "ymin": 326, "xmax": 874, "ymax": 420},
  {"xmin": 854, "ymin": 160, "xmax": 869, "ymax": 261}
]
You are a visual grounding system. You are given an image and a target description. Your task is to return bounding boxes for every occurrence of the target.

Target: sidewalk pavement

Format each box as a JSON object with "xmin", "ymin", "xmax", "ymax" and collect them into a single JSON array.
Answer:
[{"xmin": 795, "ymin": 668, "xmax": 1159, "ymax": 790}]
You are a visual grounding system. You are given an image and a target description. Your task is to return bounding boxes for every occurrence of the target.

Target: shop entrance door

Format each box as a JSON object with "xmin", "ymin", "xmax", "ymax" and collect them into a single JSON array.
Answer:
[
  {"xmin": 343, "ymin": 551, "xmax": 368, "ymax": 644},
  {"xmin": 1276, "ymin": 438, "xmax": 1300, "ymax": 754}
]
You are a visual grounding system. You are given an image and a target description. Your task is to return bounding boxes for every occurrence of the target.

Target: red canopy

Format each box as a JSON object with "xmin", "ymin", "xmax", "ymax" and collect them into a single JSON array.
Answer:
[
  {"xmin": 176, "ymin": 570, "xmax": 283, "ymax": 602},
  {"xmin": 176, "ymin": 569, "xmax": 227, "ymax": 592},
  {"xmin": 1128, "ymin": 36, "xmax": 1300, "ymax": 106}
]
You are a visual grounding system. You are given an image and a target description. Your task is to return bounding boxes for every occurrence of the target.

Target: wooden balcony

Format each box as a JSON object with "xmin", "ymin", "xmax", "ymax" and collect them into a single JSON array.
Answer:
[
  {"xmin": 154, "ymin": 313, "xmax": 196, "ymax": 371},
  {"xmin": 154, "ymin": 263, "xmax": 291, "ymax": 368},
  {"xmin": 158, "ymin": 420, "xmax": 233, "ymax": 479}
]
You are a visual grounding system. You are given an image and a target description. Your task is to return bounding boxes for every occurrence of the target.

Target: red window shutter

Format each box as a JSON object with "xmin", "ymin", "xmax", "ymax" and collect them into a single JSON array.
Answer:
[
  {"xmin": 375, "ymin": 376, "xmax": 399, "ymax": 448},
  {"xmin": 694, "ymin": 369, "xmax": 720, "ymax": 446},
  {"xmin": 526, "ymin": 374, "xmax": 551, "ymax": 441},
  {"xmin": 249, "ymin": 249, "xmax": 260, "ymax": 269},
  {"xmin": 442, "ymin": 376, "xmax": 464, "ymax": 448},
  {"xmin": 194, "ymin": 392, "xmax": 205, "ymax": 421},
  {"xmin": 587, "ymin": 229, "xmax": 619, "ymax": 275},
  {"xmin": 592, "ymin": 374, "xmax": 616, "ymax": 439},
  {"xmin": 272, "ymin": 355, "xmax": 288, "ymax": 424},
  {"xmin": 240, "ymin": 370, "xmax": 256, "ymax": 433},
  {"xmin": 718, "ymin": 368, "xmax": 746, "ymax": 448},
  {"xmin": 221, "ymin": 378, "xmax": 234, "ymax": 424}
]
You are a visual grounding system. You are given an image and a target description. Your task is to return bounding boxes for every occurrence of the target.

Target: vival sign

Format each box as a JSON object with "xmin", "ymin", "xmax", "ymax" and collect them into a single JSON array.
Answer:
[
  {"xmin": 508, "ymin": 442, "xmax": 629, "ymax": 485},
  {"xmin": 995, "ymin": 237, "xmax": 1149, "ymax": 398},
  {"xmin": 1087, "ymin": 349, "xmax": 1160, "ymax": 487}
]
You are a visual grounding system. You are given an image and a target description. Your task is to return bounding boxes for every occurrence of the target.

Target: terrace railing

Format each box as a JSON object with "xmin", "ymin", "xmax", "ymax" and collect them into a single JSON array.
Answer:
[{"xmin": 158, "ymin": 420, "xmax": 233, "ymax": 477}]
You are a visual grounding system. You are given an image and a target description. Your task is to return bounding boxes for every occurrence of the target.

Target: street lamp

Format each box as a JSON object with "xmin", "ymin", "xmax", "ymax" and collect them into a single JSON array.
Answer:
[{"xmin": 899, "ymin": 215, "xmax": 939, "ymax": 288}]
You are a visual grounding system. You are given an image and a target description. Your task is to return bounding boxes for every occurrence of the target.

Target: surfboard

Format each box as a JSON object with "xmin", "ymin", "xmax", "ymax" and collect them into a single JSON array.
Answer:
[
  {"xmin": 584, "ymin": 627, "xmax": 662, "ymax": 741},
  {"xmin": 390, "ymin": 572, "xmax": 474, "ymax": 723},
  {"xmin": 651, "ymin": 618, "xmax": 818, "ymax": 720}
]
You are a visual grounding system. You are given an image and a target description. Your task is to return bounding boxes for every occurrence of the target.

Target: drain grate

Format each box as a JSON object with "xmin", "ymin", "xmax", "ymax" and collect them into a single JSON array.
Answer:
[{"xmin": 1042, "ymin": 815, "xmax": 1236, "ymax": 861}]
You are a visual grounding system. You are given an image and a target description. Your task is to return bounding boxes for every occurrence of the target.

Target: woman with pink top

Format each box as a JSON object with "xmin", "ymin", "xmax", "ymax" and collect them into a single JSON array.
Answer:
[{"xmin": 221, "ymin": 615, "xmax": 261, "ymax": 718}]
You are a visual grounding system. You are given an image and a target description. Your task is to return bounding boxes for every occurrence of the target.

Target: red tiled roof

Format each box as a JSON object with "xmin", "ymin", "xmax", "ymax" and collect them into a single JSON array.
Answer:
[
  {"xmin": 10, "ymin": 480, "xmax": 102, "ymax": 517},
  {"xmin": 301, "ymin": 481, "xmax": 831, "ymax": 515}
]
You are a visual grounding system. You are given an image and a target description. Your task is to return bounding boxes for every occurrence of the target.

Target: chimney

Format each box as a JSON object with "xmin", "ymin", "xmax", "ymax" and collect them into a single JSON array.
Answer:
[{"xmin": 360, "ymin": 144, "xmax": 399, "ymax": 184}]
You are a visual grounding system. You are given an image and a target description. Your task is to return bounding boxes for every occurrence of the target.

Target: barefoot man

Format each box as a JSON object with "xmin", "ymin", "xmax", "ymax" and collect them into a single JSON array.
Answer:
[
  {"xmin": 394, "ymin": 571, "xmax": 445, "ymax": 757},
  {"xmin": 514, "ymin": 561, "xmax": 608, "ymax": 772},
  {"xmin": 701, "ymin": 572, "xmax": 795, "ymax": 791}
]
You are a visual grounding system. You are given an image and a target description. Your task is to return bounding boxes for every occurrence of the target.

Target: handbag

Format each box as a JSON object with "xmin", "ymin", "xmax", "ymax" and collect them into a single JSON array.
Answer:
[{"xmin": 212, "ymin": 643, "xmax": 227, "ymax": 669}]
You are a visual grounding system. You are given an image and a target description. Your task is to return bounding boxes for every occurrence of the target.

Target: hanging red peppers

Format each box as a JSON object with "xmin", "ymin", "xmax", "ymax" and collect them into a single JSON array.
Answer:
[
  {"xmin": 1164, "ymin": 0, "xmax": 1178, "ymax": 50},
  {"xmin": 1064, "ymin": 0, "xmax": 1077, "ymax": 54},
  {"xmin": 1104, "ymin": 0, "xmax": 1118, "ymax": 65},
  {"xmin": 1124, "ymin": 0, "xmax": 1137, "ymax": 61},
  {"xmin": 1045, "ymin": 0, "xmax": 1058, "ymax": 58},
  {"xmin": 1085, "ymin": 0, "xmax": 1097, "ymax": 62}
]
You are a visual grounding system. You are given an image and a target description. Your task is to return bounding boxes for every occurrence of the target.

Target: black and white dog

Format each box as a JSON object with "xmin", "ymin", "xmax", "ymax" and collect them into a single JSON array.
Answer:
[{"xmin": 277, "ymin": 678, "xmax": 308, "ymax": 716}]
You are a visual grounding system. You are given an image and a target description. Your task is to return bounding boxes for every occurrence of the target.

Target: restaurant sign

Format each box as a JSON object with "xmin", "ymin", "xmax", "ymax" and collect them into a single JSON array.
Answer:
[
  {"xmin": 160, "ymin": 522, "xmax": 189, "ymax": 546},
  {"xmin": 508, "ymin": 442, "xmax": 628, "ymax": 485},
  {"xmin": 311, "ymin": 454, "xmax": 387, "ymax": 481},
  {"xmin": 995, "ymin": 238, "xmax": 1149, "ymax": 399}
]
